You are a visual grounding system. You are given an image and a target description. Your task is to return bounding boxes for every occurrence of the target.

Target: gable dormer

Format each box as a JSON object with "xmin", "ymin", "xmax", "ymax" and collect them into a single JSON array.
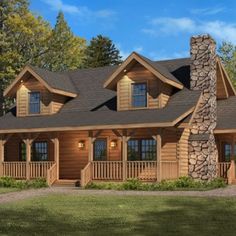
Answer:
[
  {"xmin": 104, "ymin": 52, "xmax": 184, "ymax": 111},
  {"xmin": 4, "ymin": 66, "xmax": 77, "ymax": 117}
]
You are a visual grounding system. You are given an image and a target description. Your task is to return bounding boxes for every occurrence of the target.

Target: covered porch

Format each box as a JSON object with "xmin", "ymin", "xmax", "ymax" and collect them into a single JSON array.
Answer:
[
  {"xmin": 216, "ymin": 133, "xmax": 236, "ymax": 184},
  {"xmin": 0, "ymin": 128, "xmax": 183, "ymax": 186}
]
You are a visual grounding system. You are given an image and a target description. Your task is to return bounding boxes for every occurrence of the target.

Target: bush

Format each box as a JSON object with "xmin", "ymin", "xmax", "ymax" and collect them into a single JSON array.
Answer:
[
  {"xmin": 85, "ymin": 177, "xmax": 226, "ymax": 191},
  {"xmin": 0, "ymin": 177, "xmax": 48, "ymax": 189}
]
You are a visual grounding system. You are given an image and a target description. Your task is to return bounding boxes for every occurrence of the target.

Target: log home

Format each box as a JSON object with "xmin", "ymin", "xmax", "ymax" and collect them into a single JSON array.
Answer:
[{"xmin": 0, "ymin": 34, "xmax": 236, "ymax": 186}]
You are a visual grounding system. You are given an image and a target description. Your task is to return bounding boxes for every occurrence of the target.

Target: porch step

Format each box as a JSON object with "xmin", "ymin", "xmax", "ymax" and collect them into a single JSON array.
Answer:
[{"xmin": 52, "ymin": 179, "xmax": 80, "ymax": 187}]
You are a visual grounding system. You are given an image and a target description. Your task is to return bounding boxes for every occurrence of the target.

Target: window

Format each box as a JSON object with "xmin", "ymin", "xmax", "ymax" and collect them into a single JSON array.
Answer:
[
  {"xmin": 19, "ymin": 142, "xmax": 26, "ymax": 161},
  {"xmin": 29, "ymin": 92, "xmax": 40, "ymax": 114},
  {"xmin": 132, "ymin": 83, "xmax": 147, "ymax": 108},
  {"xmin": 31, "ymin": 142, "xmax": 48, "ymax": 161},
  {"xmin": 128, "ymin": 139, "xmax": 156, "ymax": 161},
  {"xmin": 222, "ymin": 143, "xmax": 236, "ymax": 162},
  {"xmin": 94, "ymin": 139, "xmax": 107, "ymax": 161}
]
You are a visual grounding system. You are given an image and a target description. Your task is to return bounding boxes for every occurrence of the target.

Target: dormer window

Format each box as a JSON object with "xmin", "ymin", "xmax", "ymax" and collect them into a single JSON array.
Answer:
[
  {"xmin": 29, "ymin": 92, "xmax": 40, "ymax": 114},
  {"xmin": 132, "ymin": 83, "xmax": 147, "ymax": 108}
]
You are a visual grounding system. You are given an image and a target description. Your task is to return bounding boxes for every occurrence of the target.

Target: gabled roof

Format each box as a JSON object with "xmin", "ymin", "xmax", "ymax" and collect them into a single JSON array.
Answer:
[
  {"xmin": 1, "ymin": 53, "xmax": 235, "ymax": 132},
  {"xmin": 4, "ymin": 65, "xmax": 78, "ymax": 98},
  {"xmin": 103, "ymin": 52, "xmax": 184, "ymax": 90}
]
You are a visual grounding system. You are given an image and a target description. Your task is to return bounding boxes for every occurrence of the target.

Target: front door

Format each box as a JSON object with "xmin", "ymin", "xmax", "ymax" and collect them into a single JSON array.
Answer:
[{"xmin": 94, "ymin": 139, "xmax": 107, "ymax": 161}]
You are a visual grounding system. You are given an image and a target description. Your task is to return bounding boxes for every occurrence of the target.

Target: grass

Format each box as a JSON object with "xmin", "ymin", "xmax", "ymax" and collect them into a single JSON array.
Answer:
[
  {"xmin": 0, "ymin": 194, "xmax": 236, "ymax": 235},
  {"xmin": 0, "ymin": 187, "xmax": 19, "ymax": 194}
]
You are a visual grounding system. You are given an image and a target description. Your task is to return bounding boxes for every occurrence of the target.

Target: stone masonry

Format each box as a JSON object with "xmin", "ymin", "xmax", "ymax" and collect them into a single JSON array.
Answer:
[{"xmin": 189, "ymin": 34, "xmax": 218, "ymax": 180}]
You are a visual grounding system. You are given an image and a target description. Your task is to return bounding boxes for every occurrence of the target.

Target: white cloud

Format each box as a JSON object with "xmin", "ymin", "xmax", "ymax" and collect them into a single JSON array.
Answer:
[
  {"xmin": 148, "ymin": 50, "xmax": 189, "ymax": 61},
  {"xmin": 190, "ymin": 7, "xmax": 225, "ymax": 15},
  {"xmin": 117, "ymin": 44, "xmax": 144, "ymax": 60},
  {"xmin": 151, "ymin": 17, "xmax": 194, "ymax": 33},
  {"xmin": 142, "ymin": 17, "xmax": 236, "ymax": 43},
  {"xmin": 42, "ymin": 0, "xmax": 114, "ymax": 18}
]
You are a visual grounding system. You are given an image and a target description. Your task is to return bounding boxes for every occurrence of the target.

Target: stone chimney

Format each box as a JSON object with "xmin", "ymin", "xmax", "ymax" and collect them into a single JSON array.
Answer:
[{"xmin": 188, "ymin": 34, "xmax": 218, "ymax": 180}]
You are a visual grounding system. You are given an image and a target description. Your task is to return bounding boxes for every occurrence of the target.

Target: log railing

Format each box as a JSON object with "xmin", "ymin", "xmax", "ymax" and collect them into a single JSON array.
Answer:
[
  {"xmin": 81, "ymin": 162, "xmax": 92, "ymax": 187},
  {"xmin": 227, "ymin": 160, "xmax": 235, "ymax": 184},
  {"xmin": 218, "ymin": 162, "xmax": 231, "ymax": 179},
  {"xmin": 2, "ymin": 161, "xmax": 55, "ymax": 180},
  {"xmin": 30, "ymin": 161, "xmax": 55, "ymax": 179},
  {"xmin": 80, "ymin": 160, "xmax": 180, "ymax": 185},
  {"xmin": 47, "ymin": 163, "xmax": 57, "ymax": 186},
  {"xmin": 2, "ymin": 162, "xmax": 27, "ymax": 179},
  {"xmin": 161, "ymin": 161, "xmax": 179, "ymax": 180},
  {"xmin": 126, "ymin": 161, "xmax": 157, "ymax": 181},
  {"xmin": 92, "ymin": 161, "xmax": 123, "ymax": 180}
]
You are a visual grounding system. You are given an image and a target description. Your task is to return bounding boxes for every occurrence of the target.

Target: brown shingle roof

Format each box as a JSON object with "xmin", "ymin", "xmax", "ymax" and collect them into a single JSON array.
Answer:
[
  {"xmin": 216, "ymin": 97, "xmax": 236, "ymax": 130},
  {"xmin": 0, "ymin": 56, "xmax": 202, "ymax": 131},
  {"xmin": 0, "ymin": 89, "xmax": 201, "ymax": 132}
]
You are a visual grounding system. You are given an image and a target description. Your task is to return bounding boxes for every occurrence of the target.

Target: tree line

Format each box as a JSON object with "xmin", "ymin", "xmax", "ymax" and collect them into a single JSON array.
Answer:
[
  {"xmin": 0, "ymin": 0, "xmax": 122, "ymax": 115},
  {"xmin": 1, "ymin": 1, "xmax": 236, "ymax": 116}
]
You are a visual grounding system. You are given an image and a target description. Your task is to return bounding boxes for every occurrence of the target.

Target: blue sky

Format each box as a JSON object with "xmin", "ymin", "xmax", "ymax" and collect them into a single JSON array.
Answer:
[{"xmin": 30, "ymin": 0, "xmax": 236, "ymax": 60}]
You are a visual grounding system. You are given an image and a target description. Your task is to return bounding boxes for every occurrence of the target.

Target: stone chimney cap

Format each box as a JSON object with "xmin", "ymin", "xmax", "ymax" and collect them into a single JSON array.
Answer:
[{"xmin": 191, "ymin": 34, "xmax": 216, "ymax": 44}]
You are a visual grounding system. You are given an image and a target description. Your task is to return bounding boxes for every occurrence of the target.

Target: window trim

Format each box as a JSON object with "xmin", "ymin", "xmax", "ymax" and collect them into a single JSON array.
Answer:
[
  {"xmin": 127, "ymin": 138, "xmax": 156, "ymax": 161},
  {"xmin": 131, "ymin": 82, "xmax": 148, "ymax": 109},
  {"xmin": 93, "ymin": 138, "xmax": 108, "ymax": 161},
  {"xmin": 28, "ymin": 91, "xmax": 41, "ymax": 115}
]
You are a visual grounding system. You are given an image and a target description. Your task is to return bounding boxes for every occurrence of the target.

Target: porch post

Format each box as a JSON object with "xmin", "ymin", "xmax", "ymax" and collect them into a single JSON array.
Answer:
[
  {"xmin": 54, "ymin": 137, "xmax": 59, "ymax": 180},
  {"xmin": 0, "ymin": 139, "xmax": 4, "ymax": 176},
  {"xmin": 88, "ymin": 137, "xmax": 94, "ymax": 162},
  {"xmin": 25, "ymin": 139, "xmax": 31, "ymax": 180},
  {"xmin": 153, "ymin": 129, "xmax": 162, "ymax": 182},
  {"xmin": 122, "ymin": 136, "xmax": 128, "ymax": 181},
  {"xmin": 231, "ymin": 135, "xmax": 235, "ymax": 161}
]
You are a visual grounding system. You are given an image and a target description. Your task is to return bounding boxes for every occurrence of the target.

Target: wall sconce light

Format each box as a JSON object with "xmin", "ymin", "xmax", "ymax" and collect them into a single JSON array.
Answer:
[
  {"xmin": 110, "ymin": 140, "xmax": 117, "ymax": 149},
  {"xmin": 78, "ymin": 140, "xmax": 85, "ymax": 150}
]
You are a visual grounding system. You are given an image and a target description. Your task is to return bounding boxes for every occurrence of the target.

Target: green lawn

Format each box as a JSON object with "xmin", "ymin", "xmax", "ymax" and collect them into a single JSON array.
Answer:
[
  {"xmin": 0, "ymin": 194, "xmax": 236, "ymax": 235},
  {"xmin": 0, "ymin": 187, "xmax": 18, "ymax": 194}
]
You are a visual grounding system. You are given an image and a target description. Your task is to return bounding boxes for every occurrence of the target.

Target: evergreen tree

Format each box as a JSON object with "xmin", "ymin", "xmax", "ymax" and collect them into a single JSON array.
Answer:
[
  {"xmin": 218, "ymin": 41, "xmax": 236, "ymax": 87},
  {"xmin": 85, "ymin": 35, "xmax": 122, "ymax": 68},
  {"xmin": 44, "ymin": 11, "xmax": 86, "ymax": 71}
]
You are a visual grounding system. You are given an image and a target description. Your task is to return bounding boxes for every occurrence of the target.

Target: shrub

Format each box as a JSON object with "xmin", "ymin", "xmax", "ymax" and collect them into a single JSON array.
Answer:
[
  {"xmin": 0, "ymin": 176, "xmax": 15, "ymax": 187},
  {"xmin": 0, "ymin": 177, "xmax": 48, "ymax": 189},
  {"xmin": 122, "ymin": 179, "xmax": 143, "ymax": 190},
  {"xmin": 85, "ymin": 177, "xmax": 226, "ymax": 191}
]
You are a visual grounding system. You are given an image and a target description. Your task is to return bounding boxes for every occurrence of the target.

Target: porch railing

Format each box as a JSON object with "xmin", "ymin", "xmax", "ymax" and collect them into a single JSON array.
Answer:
[
  {"xmin": 2, "ymin": 161, "xmax": 55, "ymax": 180},
  {"xmin": 217, "ymin": 162, "xmax": 231, "ymax": 179},
  {"xmin": 2, "ymin": 162, "xmax": 27, "ymax": 179},
  {"xmin": 47, "ymin": 163, "xmax": 57, "ymax": 186},
  {"xmin": 30, "ymin": 162, "xmax": 55, "ymax": 179},
  {"xmin": 92, "ymin": 161, "xmax": 123, "ymax": 180},
  {"xmin": 81, "ymin": 162, "xmax": 92, "ymax": 187},
  {"xmin": 126, "ymin": 161, "xmax": 157, "ymax": 181},
  {"xmin": 81, "ymin": 160, "xmax": 179, "ymax": 184}
]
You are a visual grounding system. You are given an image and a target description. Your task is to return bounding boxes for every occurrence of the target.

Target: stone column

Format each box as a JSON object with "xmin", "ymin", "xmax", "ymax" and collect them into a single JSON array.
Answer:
[{"xmin": 189, "ymin": 34, "xmax": 218, "ymax": 180}]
